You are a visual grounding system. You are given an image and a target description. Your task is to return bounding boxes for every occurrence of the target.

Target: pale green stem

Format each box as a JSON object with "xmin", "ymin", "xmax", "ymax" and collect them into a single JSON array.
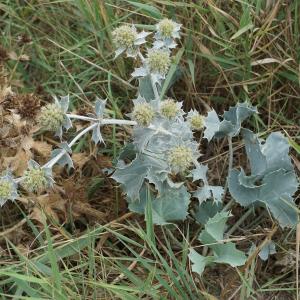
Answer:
[{"xmin": 222, "ymin": 136, "xmax": 234, "ymax": 210}]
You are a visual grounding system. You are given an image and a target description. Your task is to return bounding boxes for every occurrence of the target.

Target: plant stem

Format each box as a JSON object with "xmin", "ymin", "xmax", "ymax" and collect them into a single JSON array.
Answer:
[
  {"xmin": 150, "ymin": 74, "xmax": 160, "ymax": 103},
  {"xmin": 101, "ymin": 119, "xmax": 136, "ymax": 126},
  {"xmin": 67, "ymin": 114, "xmax": 98, "ymax": 122},
  {"xmin": 44, "ymin": 123, "xmax": 98, "ymax": 169},
  {"xmin": 222, "ymin": 137, "xmax": 233, "ymax": 205},
  {"xmin": 67, "ymin": 114, "xmax": 137, "ymax": 126}
]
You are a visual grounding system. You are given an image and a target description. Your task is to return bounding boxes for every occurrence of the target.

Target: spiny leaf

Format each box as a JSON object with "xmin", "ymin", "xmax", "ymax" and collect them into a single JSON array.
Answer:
[
  {"xmin": 204, "ymin": 102, "xmax": 257, "ymax": 141},
  {"xmin": 212, "ymin": 242, "xmax": 247, "ymax": 267},
  {"xmin": 152, "ymin": 185, "xmax": 190, "ymax": 225},
  {"xmin": 194, "ymin": 201, "xmax": 223, "ymax": 225},
  {"xmin": 199, "ymin": 211, "xmax": 230, "ymax": 244},
  {"xmin": 190, "ymin": 212, "xmax": 246, "ymax": 275},
  {"xmin": 229, "ymin": 130, "xmax": 299, "ymax": 227},
  {"xmin": 188, "ymin": 249, "xmax": 214, "ymax": 275},
  {"xmin": 259, "ymin": 241, "xmax": 276, "ymax": 261}
]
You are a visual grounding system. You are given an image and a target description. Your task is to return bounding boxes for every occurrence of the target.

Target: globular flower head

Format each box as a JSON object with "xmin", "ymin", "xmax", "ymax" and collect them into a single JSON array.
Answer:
[
  {"xmin": 187, "ymin": 110, "xmax": 204, "ymax": 131},
  {"xmin": 154, "ymin": 19, "xmax": 181, "ymax": 49},
  {"xmin": 146, "ymin": 49, "xmax": 171, "ymax": 76},
  {"xmin": 39, "ymin": 95, "xmax": 72, "ymax": 138},
  {"xmin": 129, "ymin": 95, "xmax": 156, "ymax": 127},
  {"xmin": 167, "ymin": 145, "xmax": 194, "ymax": 174},
  {"xmin": 22, "ymin": 160, "xmax": 54, "ymax": 193},
  {"xmin": 113, "ymin": 25, "xmax": 137, "ymax": 49},
  {"xmin": 112, "ymin": 25, "xmax": 150, "ymax": 58},
  {"xmin": 158, "ymin": 19, "xmax": 177, "ymax": 38},
  {"xmin": 39, "ymin": 103, "xmax": 64, "ymax": 132},
  {"xmin": 132, "ymin": 103, "xmax": 154, "ymax": 127},
  {"xmin": 160, "ymin": 98, "xmax": 181, "ymax": 119},
  {"xmin": 0, "ymin": 172, "xmax": 18, "ymax": 206}
]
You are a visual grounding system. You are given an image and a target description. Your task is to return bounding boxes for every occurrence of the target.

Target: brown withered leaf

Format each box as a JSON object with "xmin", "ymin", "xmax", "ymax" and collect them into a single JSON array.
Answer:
[
  {"xmin": 32, "ymin": 140, "xmax": 52, "ymax": 157},
  {"xmin": 3, "ymin": 149, "xmax": 32, "ymax": 176},
  {"xmin": 0, "ymin": 86, "xmax": 14, "ymax": 103},
  {"xmin": 31, "ymin": 193, "xmax": 67, "ymax": 224},
  {"xmin": 7, "ymin": 51, "xmax": 30, "ymax": 61},
  {"xmin": 72, "ymin": 152, "xmax": 90, "ymax": 170}
]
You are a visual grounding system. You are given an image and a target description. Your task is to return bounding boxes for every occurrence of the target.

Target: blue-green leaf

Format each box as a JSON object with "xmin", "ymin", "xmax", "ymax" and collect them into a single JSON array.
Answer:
[
  {"xmin": 229, "ymin": 130, "xmax": 299, "ymax": 227},
  {"xmin": 259, "ymin": 241, "xmax": 276, "ymax": 261},
  {"xmin": 194, "ymin": 201, "xmax": 223, "ymax": 225},
  {"xmin": 204, "ymin": 102, "xmax": 257, "ymax": 141},
  {"xmin": 212, "ymin": 242, "xmax": 247, "ymax": 267},
  {"xmin": 188, "ymin": 249, "xmax": 214, "ymax": 275},
  {"xmin": 199, "ymin": 211, "xmax": 230, "ymax": 244},
  {"xmin": 152, "ymin": 185, "xmax": 191, "ymax": 225}
]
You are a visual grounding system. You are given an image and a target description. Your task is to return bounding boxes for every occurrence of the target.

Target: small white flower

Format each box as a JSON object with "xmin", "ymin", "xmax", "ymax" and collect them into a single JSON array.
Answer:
[
  {"xmin": 187, "ymin": 110, "xmax": 204, "ymax": 131},
  {"xmin": 22, "ymin": 160, "xmax": 54, "ymax": 193},
  {"xmin": 39, "ymin": 95, "xmax": 72, "ymax": 139},
  {"xmin": 154, "ymin": 18, "xmax": 181, "ymax": 49},
  {"xmin": 112, "ymin": 25, "xmax": 150, "ymax": 58},
  {"xmin": 0, "ymin": 172, "xmax": 18, "ymax": 206}
]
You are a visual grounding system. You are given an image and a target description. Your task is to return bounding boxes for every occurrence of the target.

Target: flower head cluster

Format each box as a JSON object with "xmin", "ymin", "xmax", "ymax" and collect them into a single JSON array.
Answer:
[
  {"xmin": 22, "ymin": 160, "xmax": 54, "ymax": 193},
  {"xmin": 154, "ymin": 18, "xmax": 181, "ymax": 49},
  {"xmin": 167, "ymin": 145, "xmax": 194, "ymax": 174},
  {"xmin": 0, "ymin": 172, "xmax": 18, "ymax": 206},
  {"xmin": 39, "ymin": 95, "xmax": 72, "ymax": 138},
  {"xmin": 112, "ymin": 25, "xmax": 149, "ymax": 58},
  {"xmin": 160, "ymin": 98, "xmax": 182, "ymax": 119},
  {"xmin": 187, "ymin": 110, "xmax": 204, "ymax": 130}
]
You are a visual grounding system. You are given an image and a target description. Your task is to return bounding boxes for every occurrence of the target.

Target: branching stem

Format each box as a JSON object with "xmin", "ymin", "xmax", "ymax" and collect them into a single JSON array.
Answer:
[{"xmin": 44, "ymin": 123, "xmax": 98, "ymax": 169}]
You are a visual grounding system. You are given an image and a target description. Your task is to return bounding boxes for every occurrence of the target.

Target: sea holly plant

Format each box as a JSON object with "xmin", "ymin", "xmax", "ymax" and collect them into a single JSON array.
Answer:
[{"xmin": 0, "ymin": 19, "xmax": 299, "ymax": 275}]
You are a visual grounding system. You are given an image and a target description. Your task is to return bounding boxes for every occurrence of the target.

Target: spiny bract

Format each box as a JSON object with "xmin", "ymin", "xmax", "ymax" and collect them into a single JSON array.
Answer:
[
  {"xmin": 132, "ymin": 103, "xmax": 154, "ymax": 127},
  {"xmin": 112, "ymin": 25, "xmax": 137, "ymax": 49},
  {"xmin": 146, "ymin": 50, "xmax": 171, "ymax": 75},
  {"xmin": 39, "ymin": 103, "xmax": 65, "ymax": 132},
  {"xmin": 168, "ymin": 145, "xmax": 193, "ymax": 173},
  {"xmin": 160, "ymin": 98, "xmax": 179, "ymax": 119}
]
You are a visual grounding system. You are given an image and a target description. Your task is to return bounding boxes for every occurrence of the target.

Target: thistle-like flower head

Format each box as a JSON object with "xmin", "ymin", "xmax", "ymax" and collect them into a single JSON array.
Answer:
[
  {"xmin": 112, "ymin": 25, "xmax": 150, "ymax": 58},
  {"xmin": 146, "ymin": 49, "xmax": 171, "ymax": 76},
  {"xmin": 0, "ymin": 172, "xmax": 18, "ymax": 206},
  {"xmin": 158, "ymin": 19, "xmax": 177, "ymax": 38},
  {"xmin": 160, "ymin": 98, "xmax": 182, "ymax": 119},
  {"xmin": 129, "ymin": 95, "xmax": 156, "ymax": 127},
  {"xmin": 132, "ymin": 103, "xmax": 154, "ymax": 127},
  {"xmin": 113, "ymin": 25, "xmax": 137, "ymax": 48},
  {"xmin": 22, "ymin": 160, "xmax": 54, "ymax": 193},
  {"xmin": 154, "ymin": 18, "xmax": 181, "ymax": 49},
  {"xmin": 39, "ymin": 95, "xmax": 72, "ymax": 138},
  {"xmin": 168, "ymin": 145, "xmax": 193, "ymax": 174},
  {"xmin": 40, "ymin": 103, "xmax": 64, "ymax": 131},
  {"xmin": 187, "ymin": 110, "xmax": 204, "ymax": 130}
]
